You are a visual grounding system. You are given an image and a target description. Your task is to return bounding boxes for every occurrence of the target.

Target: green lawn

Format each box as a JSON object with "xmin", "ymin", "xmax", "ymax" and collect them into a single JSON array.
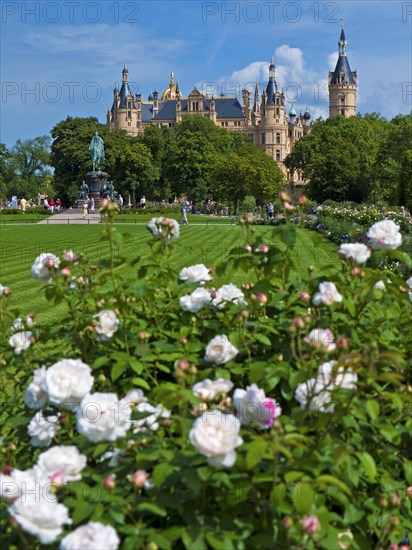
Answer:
[
  {"xmin": 114, "ymin": 213, "xmax": 238, "ymax": 224},
  {"xmin": 0, "ymin": 224, "xmax": 338, "ymax": 324}
]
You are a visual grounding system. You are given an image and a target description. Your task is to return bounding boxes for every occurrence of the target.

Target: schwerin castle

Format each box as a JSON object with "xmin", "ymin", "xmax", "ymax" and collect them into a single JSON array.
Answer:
[{"xmin": 106, "ymin": 27, "xmax": 357, "ymax": 185}]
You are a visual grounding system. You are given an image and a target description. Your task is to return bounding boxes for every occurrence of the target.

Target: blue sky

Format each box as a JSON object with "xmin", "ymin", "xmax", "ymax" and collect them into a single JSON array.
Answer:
[{"xmin": 1, "ymin": 0, "xmax": 411, "ymax": 147}]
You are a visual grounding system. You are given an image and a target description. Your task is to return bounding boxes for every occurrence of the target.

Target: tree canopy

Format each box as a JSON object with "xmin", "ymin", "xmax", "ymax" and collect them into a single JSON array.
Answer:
[{"xmin": 285, "ymin": 113, "xmax": 412, "ymax": 205}]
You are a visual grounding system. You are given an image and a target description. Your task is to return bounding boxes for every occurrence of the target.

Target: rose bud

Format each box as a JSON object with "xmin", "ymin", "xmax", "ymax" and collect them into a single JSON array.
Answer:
[
  {"xmin": 282, "ymin": 517, "xmax": 293, "ymax": 529},
  {"xmin": 391, "ymin": 492, "xmax": 401, "ymax": 506},
  {"xmin": 103, "ymin": 476, "xmax": 116, "ymax": 490},
  {"xmin": 192, "ymin": 403, "xmax": 208, "ymax": 416},
  {"xmin": 180, "ymin": 336, "xmax": 188, "ymax": 345},
  {"xmin": 8, "ymin": 443, "xmax": 16, "ymax": 451},
  {"xmin": 389, "ymin": 545, "xmax": 399, "ymax": 550},
  {"xmin": 176, "ymin": 358, "xmax": 189, "ymax": 371},
  {"xmin": 241, "ymin": 309, "xmax": 249, "ymax": 319},
  {"xmin": 300, "ymin": 292, "xmax": 310, "ymax": 302},
  {"xmin": 2, "ymin": 287, "xmax": 11, "ymax": 297},
  {"xmin": 137, "ymin": 331, "xmax": 149, "ymax": 341},
  {"xmin": 60, "ymin": 267, "xmax": 71, "ymax": 278},
  {"xmin": 284, "ymin": 202, "xmax": 295, "ymax": 212},
  {"xmin": 379, "ymin": 498, "xmax": 388, "ymax": 508},
  {"xmin": 131, "ymin": 469, "xmax": 149, "ymax": 488},
  {"xmin": 293, "ymin": 317, "xmax": 305, "ymax": 330},
  {"xmin": 245, "ymin": 245, "xmax": 252, "ymax": 253},
  {"xmin": 2, "ymin": 465, "xmax": 12, "ymax": 475},
  {"xmin": 257, "ymin": 292, "xmax": 268, "ymax": 304},
  {"xmin": 407, "ymin": 486, "xmax": 412, "ymax": 497},
  {"xmin": 390, "ymin": 516, "xmax": 399, "ymax": 526},
  {"xmin": 259, "ymin": 245, "xmax": 269, "ymax": 253},
  {"xmin": 299, "ymin": 195, "xmax": 308, "ymax": 205},
  {"xmin": 58, "ymin": 414, "xmax": 67, "ymax": 425},
  {"xmin": 301, "ymin": 515, "xmax": 320, "ymax": 534},
  {"xmin": 279, "ymin": 191, "xmax": 291, "ymax": 202},
  {"xmin": 51, "ymin": 470, "xmax": 65, "ymax": 488},
  {"xmin": 242, "ymin": 283, "xmax": 251, "ymax": 290},
  {"xmin": 210, "ymin": 289, "xmax": 217, "ymax": 299},
  {"xmin": 336, "ymin": 336, "xmax": 349, "ymax": 350}
]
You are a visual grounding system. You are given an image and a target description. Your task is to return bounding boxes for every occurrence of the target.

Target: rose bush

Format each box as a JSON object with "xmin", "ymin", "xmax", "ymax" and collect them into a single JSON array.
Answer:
[{"xmin": 0, "ymin": 207, "xmax": 411, "ymax": 549}]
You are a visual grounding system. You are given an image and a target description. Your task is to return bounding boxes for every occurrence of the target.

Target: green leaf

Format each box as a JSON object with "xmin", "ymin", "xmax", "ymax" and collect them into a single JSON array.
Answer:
[
  {"xmin": 131, "ymin": 377, "xmax": 151, "ymax": 391},
  {"xmin": 71, "ymin": 501, "xmax": 95, "ymax": 523},
  {"xmin": 356, "ymin": 451, "xmax": 377, "ymax": 482},
  {"xmin": 111, "ymin": 362, "xmax": 127, "ymax": 382},
  {"xmin": 365, "ymin": 399, "xmax": 380, "ymax": 421},
  {"xmin": 316, "ymin": 474, "xmax": 352, "ymax": 497},
  {"xmin": 246, "ymin": 438, "xmax": 268, "ymax": 469},
  {"xmin": 137, "ymin": 502, "xmax": 167, "ymax": 516},
  {"xmin": 254, "ymin": 333, "xmax": 272, "ymax": 346},
  {"xmin": 152, "ymin": 462, "xmax": 174, "ymax": 487}
]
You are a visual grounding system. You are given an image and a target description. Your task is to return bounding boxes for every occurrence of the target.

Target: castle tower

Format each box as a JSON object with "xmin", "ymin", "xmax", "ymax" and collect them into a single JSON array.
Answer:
[
  {"xmin": 328, "ymin": 22, "xmax": 357, "ymax": 117},
  {"xmin": 107, "ymin": 64, "xmax": 140, "ymax": 136}
]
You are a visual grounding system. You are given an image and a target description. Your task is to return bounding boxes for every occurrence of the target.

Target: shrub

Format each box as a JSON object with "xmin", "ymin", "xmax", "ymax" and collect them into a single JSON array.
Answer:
[{"xmin": 0, "ymin": 210, "xmax": 411, "ymax": 549}]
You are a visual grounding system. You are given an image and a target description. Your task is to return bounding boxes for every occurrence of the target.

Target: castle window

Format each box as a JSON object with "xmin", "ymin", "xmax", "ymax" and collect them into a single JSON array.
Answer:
[
  {"xmin": 276, "ymin": 108, "xmax": 279, "ymax": 115},
  {"xmin": 261, "ymin": 133, "xmax": 266, "ymax": 145},
  {"xmin": 276, "ymin": 132, "xmax": 280, "ymax": 144},
  {"xmin": 128, "ymin": 111, "xmax": 132, "ymax": 119},
  {"xmin": 276, "ymin": 150, "xmax": 280, "ymax": 161},
  {"xmin": 128, "ymin": 122, "xmax": 131, "ymax": 127}
]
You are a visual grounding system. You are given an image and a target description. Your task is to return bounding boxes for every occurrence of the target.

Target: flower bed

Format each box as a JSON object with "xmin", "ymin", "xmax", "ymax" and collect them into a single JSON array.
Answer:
[{"xmin": 0, "ymin": 208, "xmax": 411, "ymax": 549}]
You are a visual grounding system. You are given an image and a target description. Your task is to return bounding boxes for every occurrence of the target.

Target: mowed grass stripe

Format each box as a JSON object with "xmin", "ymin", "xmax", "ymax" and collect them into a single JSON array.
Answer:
[{"xmin": 0, "ymin": 225, "xmax": 337, "ymax": 324}]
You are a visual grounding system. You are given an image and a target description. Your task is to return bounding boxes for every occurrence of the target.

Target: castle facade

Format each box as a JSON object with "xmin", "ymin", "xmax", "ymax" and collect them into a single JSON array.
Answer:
[{"xmin": 107, "ymin": 27, "xmax": 357, "ymax": 184}]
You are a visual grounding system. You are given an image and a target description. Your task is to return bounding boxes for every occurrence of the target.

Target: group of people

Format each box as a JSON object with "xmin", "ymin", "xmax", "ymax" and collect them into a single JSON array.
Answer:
[{"xmin": 41, "ymin": 197, "xmax": 62, "ymax": 213}]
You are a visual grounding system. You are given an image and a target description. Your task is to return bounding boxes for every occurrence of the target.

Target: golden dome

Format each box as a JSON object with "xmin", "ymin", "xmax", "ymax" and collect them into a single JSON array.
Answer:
[{"xmin": 161, "ymin": 70, "xmax": 184, "ymax": 100}]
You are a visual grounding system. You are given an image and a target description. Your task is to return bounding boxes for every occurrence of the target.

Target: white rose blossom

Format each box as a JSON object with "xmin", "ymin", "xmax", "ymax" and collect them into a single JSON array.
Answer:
[
  {"xmin": 9, "ymin": 331, "xmax": 32, "ymax": 355},
  {"xmin": 9, "ymin": 496, "xmax": 71, "ymax": 545},
  {"xmin": 27, "ymin": 412, "xmax": 61, "ymax": 447},
  {"xmin": 12, "ymin": 318, "xmax": 24, "ymax": 332},
  {"xmin": 60, "ymin": 521, "xmax": 120, "ymax": 550},
  {"xmin": 374, "ymin": 280, "xmax": 386, "ymax": 290},
  {"xmin": 179, "ymin": 264, "xmax": 212, "ymax": 285},
  {"xmin": 31, "ymin": 253, "xmax": 60, "ymax": 281},
  {"xmin": 406, "ymin": 277, "xmax": 412, "ymax": 302},
  {"xmin": 189, "ymin": 411, "xmax": 243, "ymax": 467},
  {"xmin": 133, "ymin": 402, "xmax": 171, "ymax": 432},
  {"xmin": 312, "ymin": 282, "xmax": 343, "ymax": 306},
  {"xmin": 304, "ymin": 328, "xmax": 336, "ymax": 352},
  {"xmin": 0, "ymin": 468, "xmax": 49, "ymax": 502},
  {"xmin": 180, "ymin": 287, "xmax": 211, "ymax": 313},
  {"xmin": 366, "ymin": 220, "xmax": 402, "ymax": 250},
  {"xmin": 123, "ymin": 388, "xmax": 147, "ymax": 404},
  {"xmin": 192, "ymin": 378, "xmax": 234, "ymax": 401},
  {"xmin": 338, "ymin": 243, "xmax": 371, "ymax": 264},
  {"xmin": 295, "ymin": 360, "xmax": 357, "ymax": 412},
  {"xmin": 93, "ymin": 310, "xmax": 119, "ymax": 342},
  {"xmin": 147, "ymin": 217, "xmax": 180, "ymax": 242},
  {"xmin": 205, "ymin": 335, "xmax": 239, "ymax": 364},
  {"xmin": 233, "ymin": 384, "xmax": 282, "ymax": 429},
  {"xmin": 25, "ymin": 366, "xmax": 48, "ymax": 409},
  {"xmin": 45, "ymin": 359, "xmax": 94, "ymax": 408},
  {"xmin": 76, "ymin": 393, "xmax": 131, "ymax": 442},
  {"xmin": 34, "ymin": 446, "xmax": 87, "ymax": 483},
  {"xmin": 211, "ymin": 284, "xmax": 246, "ymax": 309}
]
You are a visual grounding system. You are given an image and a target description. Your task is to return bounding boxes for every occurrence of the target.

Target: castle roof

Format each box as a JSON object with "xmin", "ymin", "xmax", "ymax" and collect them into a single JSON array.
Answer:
[
  {"xmin": 118, "ymin": 81, "xmax": 136, "ymax": 109},
  {"xmin": 330, "ymin": 55, "xmax": 355, "ymax": 85},
  {"xmin": 152, "ymin": 98, "xmax": 245, "ymax": 121}
]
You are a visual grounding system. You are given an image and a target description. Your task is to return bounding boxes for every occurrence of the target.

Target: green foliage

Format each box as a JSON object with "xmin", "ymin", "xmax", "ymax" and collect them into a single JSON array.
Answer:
[
  {"xmin": 0, "ymin": 137, "xmax": 53, "ymax": 199},
  {"xmin": 397, "ymin": 149, "xmax": 412, "ymax": 211},
  {"xmin": 50, "ymin": 117, "xmax": 130, "ymax": 205},
  {"xmin": 285, "ymin": 113, "xmax": 412, "ymax": 205},
  {"xmin": 0, "ymin": 214, "xmax": 411, "ymax": 549}
]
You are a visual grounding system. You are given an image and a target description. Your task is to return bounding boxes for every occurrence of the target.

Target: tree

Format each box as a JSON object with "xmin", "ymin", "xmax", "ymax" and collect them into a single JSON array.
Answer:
[
  {"xmin": 211, "ymin": 141, "xmax": 285, "ymax": 214},
  {"xmin": 285, "ymin": 114, "xmax": 387, "ymax": 203},
  {"xmin": 164, "ymin": 116, "xmax": 233, "ymax": 201},
  {"xmin": 373, "ymin": 113, "xmax": 412, "ymax": 204},
  {"xmin": 140, "ymin": 125, "xmax": 173, "ymax": 199},
  {"xmin": 50, "ymin": 117, "xmax": 129, "ymax": 205},
  {"xmin": 397, "ymin": 149, "xmax": 412, "ymax": 211},
  {"xmin": 115, "ymin": 141, "xmax": 159, "ymax": 206}
]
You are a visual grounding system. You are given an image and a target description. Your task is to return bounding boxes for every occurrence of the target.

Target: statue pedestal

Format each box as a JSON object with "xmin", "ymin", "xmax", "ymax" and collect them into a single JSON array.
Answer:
[{"xmin": 76, "ymin": 171, "xmax": 109, "ymax": 208}]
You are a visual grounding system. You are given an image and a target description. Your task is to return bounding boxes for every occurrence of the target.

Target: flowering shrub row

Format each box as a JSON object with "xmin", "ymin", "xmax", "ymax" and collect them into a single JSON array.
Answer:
[{"xmin": 0, "ymin": 205, "xmax": 411, "ymax": 549}]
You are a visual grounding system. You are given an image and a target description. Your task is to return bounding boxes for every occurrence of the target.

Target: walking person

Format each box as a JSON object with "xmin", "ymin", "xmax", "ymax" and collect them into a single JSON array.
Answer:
[
  {"xmin": 82, "ymin": 201, "xmax": 89, "ymax": 219},
  {"xmin": 20, "ymin": 197, "xmax": 27, "ymax": 213},
  {"xmin": 56, "ymin": 198, "xmax": 62, "ymax": 212},
  {"xmin": 180, "ymin": 203, "xmax": 189, "ymax": 225},
  {"xmin": 118, "ymin": 194, "xmax": 124, "ymax": 211},
  {"xmin": 49, "ymin": 197, "xmax": 55, "ymax": 213},
  {"xmin": 267, "ymin": 202, "xmax": 274, "ymax": 219},
  {"xmin": 90, "ymin": 197, "xmax": 95, "ymax": 214}
]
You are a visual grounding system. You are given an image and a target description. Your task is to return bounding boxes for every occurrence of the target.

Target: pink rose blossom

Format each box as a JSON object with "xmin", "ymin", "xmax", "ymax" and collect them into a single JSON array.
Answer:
[{"xmin": 301, "ymin": 515, "xmax": 321, "ymax": 534}]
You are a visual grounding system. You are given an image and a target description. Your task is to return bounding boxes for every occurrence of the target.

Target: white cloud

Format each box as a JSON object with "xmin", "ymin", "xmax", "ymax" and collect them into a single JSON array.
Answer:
[{"xmin": 210, "ymin": 44, "xmax": 330, "ymax": 119}]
